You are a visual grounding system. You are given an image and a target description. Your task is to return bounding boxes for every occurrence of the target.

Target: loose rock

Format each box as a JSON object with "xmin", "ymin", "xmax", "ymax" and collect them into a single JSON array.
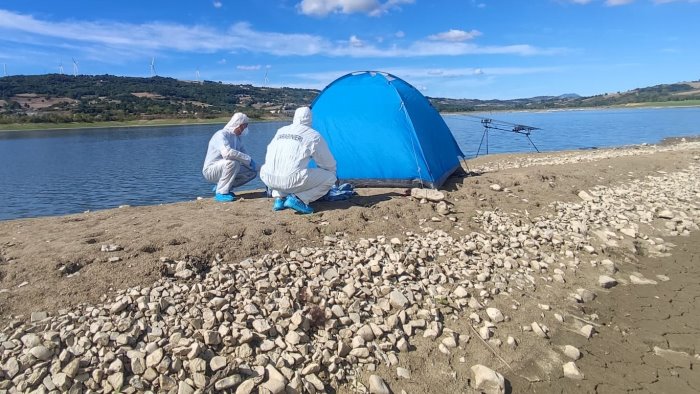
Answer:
[{"xmin": 470, "ymin": 364, "xmax": 505, "ymax": 394}]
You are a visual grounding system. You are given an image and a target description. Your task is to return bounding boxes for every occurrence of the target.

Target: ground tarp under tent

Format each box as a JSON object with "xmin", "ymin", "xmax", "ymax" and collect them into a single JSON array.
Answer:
[{"xmin": 311, "ymin": 71, "xmax": 465, "ymax": 188}]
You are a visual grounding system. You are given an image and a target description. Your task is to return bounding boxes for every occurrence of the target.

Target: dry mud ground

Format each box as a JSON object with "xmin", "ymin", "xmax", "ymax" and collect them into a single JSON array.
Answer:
[{"xmin": 1, "ymin": 139, "xmax": 700, "ymax": 393}]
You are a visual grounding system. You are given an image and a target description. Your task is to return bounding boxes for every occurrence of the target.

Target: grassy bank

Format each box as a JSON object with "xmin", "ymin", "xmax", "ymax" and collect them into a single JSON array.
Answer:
[{"xmin": 0, "ymin": 116, "xmax": 288, "ymax": 132}]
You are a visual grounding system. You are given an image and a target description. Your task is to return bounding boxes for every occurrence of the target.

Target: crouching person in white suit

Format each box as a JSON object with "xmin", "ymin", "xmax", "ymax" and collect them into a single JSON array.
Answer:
[
  {"xmin": 260, "ymin": 107, "xmax": 336, "ymax": 214},
  {"xmin": 202, "ymin": 113, "xmax": 257, "ymax": 202}
]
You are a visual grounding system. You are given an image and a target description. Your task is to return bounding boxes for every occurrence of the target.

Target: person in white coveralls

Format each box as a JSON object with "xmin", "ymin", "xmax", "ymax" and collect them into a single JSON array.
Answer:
[
  {"xmin": 260, "ymin": 107, "xmax": 337, "ymax": 214},
  {"xmin": 202, "ymin": 113, "xmax": 257, "ymax": 202}
]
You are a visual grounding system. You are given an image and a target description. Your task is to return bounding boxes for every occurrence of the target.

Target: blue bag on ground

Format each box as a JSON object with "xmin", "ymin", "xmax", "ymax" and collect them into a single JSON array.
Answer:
[{"xmin": 320, "ymin": 183, "xmax": 356, "ymax": 201}]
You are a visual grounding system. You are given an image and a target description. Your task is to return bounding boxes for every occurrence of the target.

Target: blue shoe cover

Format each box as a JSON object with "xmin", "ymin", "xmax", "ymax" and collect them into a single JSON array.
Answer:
[
  {"xmin": 214, "ymin": 193, "xmax": 235, "ymax": 202},
  {"xmin": 283, "ymin": 195, "xmax": 313, "ymax": 214},
  {"xmin": 212, "ymin": 185, "xmax": 217, "ymax": 193},
  {"xmin": 273, "ymin": 197, "xmax": 286, "ymax": 211}
]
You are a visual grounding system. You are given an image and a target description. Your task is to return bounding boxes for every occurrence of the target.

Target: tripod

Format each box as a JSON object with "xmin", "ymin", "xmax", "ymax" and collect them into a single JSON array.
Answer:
[{"xmin": 475, "ymin": 117, "xmax": 540, "ymax": 157}]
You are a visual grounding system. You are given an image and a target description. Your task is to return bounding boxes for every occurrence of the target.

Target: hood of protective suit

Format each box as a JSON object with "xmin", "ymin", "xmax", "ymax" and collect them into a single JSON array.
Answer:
[
  {"xmin": 292, "ymin": 107, "xmax": 312, "ymax": 127},
  {"xmin": 223, "ymin": 113, "xmax": 249, "ymax": 133}
]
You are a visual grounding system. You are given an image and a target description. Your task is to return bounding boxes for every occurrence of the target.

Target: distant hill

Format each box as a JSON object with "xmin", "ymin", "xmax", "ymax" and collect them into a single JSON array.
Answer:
[
  {"xmin": 429, "ymin": 81, "xmax": 700, "ymax": 112},
  {"xmin": 1, "ymin": 74, "xmax": 699, "ymax": 125},
  {"xmin": 0, "ymin": 74, "xmax": 318, "ymax": 124}
]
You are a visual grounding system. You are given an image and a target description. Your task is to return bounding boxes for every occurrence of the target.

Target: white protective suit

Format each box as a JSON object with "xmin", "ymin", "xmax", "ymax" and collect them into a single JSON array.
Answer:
[
  {"xmin": 202, "ymin": 113, "xmax": 256, "ymax": 194},
  {"xmin": 260, "ymin": 107, "xmax": 337, "ymax": 204}
]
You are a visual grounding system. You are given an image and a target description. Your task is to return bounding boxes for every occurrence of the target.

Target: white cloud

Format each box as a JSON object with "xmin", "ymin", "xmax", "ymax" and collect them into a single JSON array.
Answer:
[
  {"xmin": 237, "ymin": 65, "xmax": 261, "ymax": 70},
  {"xmin": 292, "ymin": 66, "xmax": 561, "ymax": 86},
  {"xmin": 213, "ymin": 1, "xmax": 223, "ymax": 8},
  {"xmin": 395, "ymin": 30, "xmax": 405, "ymax": 38},
  {"xmin": 653, "ymin": 0, "xmax": 700, "ymax": 3},
  {"xmin": 297, "ymin": 0, "xmax": 414, "ymax": 17},
  {"xmin": 565, "ymin": 0, "xmax": 594, "ymax": 4},
  {"xmin": 217, "ymin": 58, "xmax": 227, "ymax": 64},
  {"xmin": 349, "ymin": 35, "xmax": 364, "ymax": 47},
  {"xmin": 0, "ymin": 9, "xmax": 564, "ymax": 61},
  {"xmin": 428, "ymin": 29, "xmax": 482, "ymax": 42},
  {"xmin": 605, "ymin": 0, "xmax": 634, "ymax": 5}
]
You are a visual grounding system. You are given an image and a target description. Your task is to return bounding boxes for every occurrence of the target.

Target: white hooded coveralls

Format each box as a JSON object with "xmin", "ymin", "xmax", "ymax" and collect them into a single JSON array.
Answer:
[
  {"xmin": 260, "ymin": 107, "xmax": 337, "ymax": 204},
  {"xmin": 202, "ymin": 113, "xmax": 256, "ymax": 194}
]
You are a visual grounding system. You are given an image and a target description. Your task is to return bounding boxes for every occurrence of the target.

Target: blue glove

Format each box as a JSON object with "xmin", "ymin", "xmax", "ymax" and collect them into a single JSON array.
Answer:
[{"xmin": 249, "ymin": 159, "xmax": 257, "ymax": 171}]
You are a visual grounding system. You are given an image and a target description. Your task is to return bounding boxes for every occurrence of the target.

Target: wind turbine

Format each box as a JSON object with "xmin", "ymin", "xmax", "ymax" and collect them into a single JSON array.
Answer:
[
  {"xmin": 2, "ymin": 63, "xmax": 6, "ymax": 77},
  {"xmin": 150, "ymin": 57, "xmax": 157, "ymax": 77},
  {"xmin": 72, "ymin": 58, "xmax": 79, "ymax": 76},
  {"xmin": 59, "ymin": 60, "xmax": 64, "ymax": 75},
  {"xmin": 196, "ymin": 68, "xmax": 200, "ymax": 83},
  {"xmin": 263, "ymin": 69, "xmax": 269, "ymax": 87}
]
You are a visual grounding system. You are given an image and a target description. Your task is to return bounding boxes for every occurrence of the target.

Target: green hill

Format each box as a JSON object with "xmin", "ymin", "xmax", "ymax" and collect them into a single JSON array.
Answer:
[
  {"xmin": 1, "ymin": 74, "xmax": 699, "ymax": 126},
  {"xmin": 0, "ymin": 74, "xmax": 318, "ymax": 125},
  {"xmin": 430, "ymin": 82, "xmax": 700, "ymax": 112}
]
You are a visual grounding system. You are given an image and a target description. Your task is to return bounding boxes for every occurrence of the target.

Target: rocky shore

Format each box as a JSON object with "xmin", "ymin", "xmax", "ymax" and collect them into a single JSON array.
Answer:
[{"xmin": 1, "ymin": 140, "xmax": 700, "ymax": 393}]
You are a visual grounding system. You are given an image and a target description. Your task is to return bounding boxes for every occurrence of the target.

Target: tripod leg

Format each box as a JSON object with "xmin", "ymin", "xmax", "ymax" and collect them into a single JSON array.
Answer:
[
  {"xmin": 526, "ymin": 135, "xmax": 540, "ymax": 153},
  {"xmin": 476, "ymin": 128, "xmax": 488, "ymax": 157},
  {"xmin": 486, "ymin": 128, "xmax": 489, "ymax": 155}
]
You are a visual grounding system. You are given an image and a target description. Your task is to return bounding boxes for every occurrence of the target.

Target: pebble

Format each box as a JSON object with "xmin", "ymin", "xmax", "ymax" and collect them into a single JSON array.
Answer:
[
  {"xmin": 389, "ymin": 290, "xmax": 409, "ymax": 309},
  {"xmin": 397, "ymin": 367, "xmax": 411, "ymax": 379},
  {"xmin": 453, "ymin": 285, "xmax": 469, "ymax": 298},
  {"xmin": 563, "ymin": 362, "xmax": 584, "ymax": 380},
  {"xmin": 578, "ymin": 191, "xmax": 594, "ymax": 202},
  {"xmin": 410, "ymin": 188, "xmax": 444, "ymax": 202},
  {"xmin": 470, "ymin": 364, "xmax": 505, "ymax": 394},
  {"xmin": 29, "ymin": 345, "xmax": 53, "ymax": 361},
  {"xmin": 563, "ymin": 345, "xmax": 581, "ymax": 360},
  {"xmin": 29, "ymin": 311, "xmax": 48, "ymax": 322},
  {"xmin": 210, "ymin": 356, "xmax": 227, "ymax": 372},
  {"xmin": 580, "ymin": 325, "xmax": 595, "ymax": 338},
  {"xmin": 653, "ymin": 346, "xmax": 694, "ymax": 368},
  {"xmin": 215, "ymin": 375, "xmax": 243, "ymax": 390},
  {"xmin": 368, "ymin": 374, "xmax": 391, "ymax": 394},
  {"xmin": 598, "ymin": 275, "xmax": 618, "ymax": 289},
  {"xmin": 657, "ymin": 209, "xmax": 674, "ymax": 219},
  {"xmin": 629, "ymin": 275, "xmax": 657, "ymax": 285},
  {"xmin": 577, "ymin": 288, "xmax": 597, "ymax": 302},
  {"xmin": 531, "ymin": 322, "xmax": 548, "ymax": 338},
  {"xmin": 486, "ymin": 307, "xmax": 505, "ymax": 323},
  {"xmin": 490, "ymin": 184, "xmax": 502, "ymax": 191},
  {"xmin": 101, "ymin": 244, "xmax": 122, "ymax": 252}
]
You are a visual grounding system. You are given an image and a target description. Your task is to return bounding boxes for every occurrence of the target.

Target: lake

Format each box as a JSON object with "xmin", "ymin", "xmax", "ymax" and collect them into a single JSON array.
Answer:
[{"xmin": 1, "ymin": 107, "xmax": 698, "ymax": 220}]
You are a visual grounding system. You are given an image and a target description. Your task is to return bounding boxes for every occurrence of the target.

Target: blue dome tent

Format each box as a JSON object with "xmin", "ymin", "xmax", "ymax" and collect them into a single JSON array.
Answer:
[{"xmin": 311, "ymin": 71, "xmax": 465, "ymax": 188}]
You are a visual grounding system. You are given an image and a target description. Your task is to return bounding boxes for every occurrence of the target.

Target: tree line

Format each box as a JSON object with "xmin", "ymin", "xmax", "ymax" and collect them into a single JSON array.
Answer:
[{"xmin": 1, "ymin": 74, "xmax": 698, "ymax": 125}]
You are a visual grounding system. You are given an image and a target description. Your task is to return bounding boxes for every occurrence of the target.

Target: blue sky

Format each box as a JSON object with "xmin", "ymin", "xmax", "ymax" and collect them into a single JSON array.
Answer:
[{"xmin": 0, "ymin": 0, "xmax": 698, "ymax": 99}]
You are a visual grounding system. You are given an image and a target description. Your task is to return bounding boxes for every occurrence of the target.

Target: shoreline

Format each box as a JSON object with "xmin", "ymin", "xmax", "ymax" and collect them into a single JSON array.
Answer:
[
  {"xmin": 0, "ymin": 116, "xmax": 290, "ymax": 133},
  {"xmin": 1, "ymin": 102, "xmax": 699, "ymax": 132},
  {"xmin": 1, "ymin": 140, "xmax": 699, "ymax": 393},
  {"xmin": 2, "ymin": 138, "xmax": 700, "ymax": 223}
]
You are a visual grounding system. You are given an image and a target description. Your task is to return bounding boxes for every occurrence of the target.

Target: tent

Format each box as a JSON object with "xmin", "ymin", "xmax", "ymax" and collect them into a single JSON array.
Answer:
[{"xmin": 311, "ymin": 71, "xmax": 465, "ymax": 188}]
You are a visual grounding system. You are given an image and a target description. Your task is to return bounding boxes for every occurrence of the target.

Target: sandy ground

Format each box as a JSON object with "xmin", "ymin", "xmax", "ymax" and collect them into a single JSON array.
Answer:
[{"xmin": 1, "ymin": 138, "xmax": 700, "ymax": 392}]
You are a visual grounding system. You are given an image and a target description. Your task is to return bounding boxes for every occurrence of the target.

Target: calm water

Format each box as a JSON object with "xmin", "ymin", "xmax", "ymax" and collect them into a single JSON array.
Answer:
[{"xmin": 0, "ymin": 107, "xmax": 698, "ymax": 220}]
